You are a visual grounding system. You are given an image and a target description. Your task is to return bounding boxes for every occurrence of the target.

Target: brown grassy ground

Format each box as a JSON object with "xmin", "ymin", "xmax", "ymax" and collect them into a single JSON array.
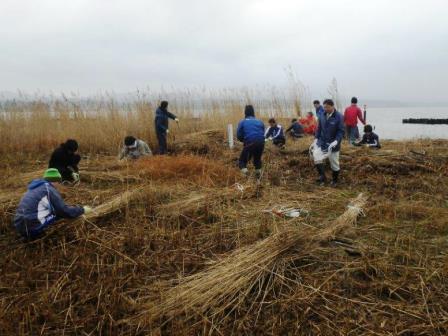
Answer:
[{"xmin": 0, "ymin": 132, "xmax": 447, "ymax": 335}]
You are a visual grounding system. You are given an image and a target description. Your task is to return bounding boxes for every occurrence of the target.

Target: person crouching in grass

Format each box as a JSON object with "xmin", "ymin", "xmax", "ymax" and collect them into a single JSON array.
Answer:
[
  {"xmin": 265, "ymin": 118, "xmax": 286, "ymax": 148},
  {"xmin": 236, "ymin": 105, "xmax": 265, "ymax": 178},
  {"xmin": 312, "ymin": 99, "xmax": 345, "ymax": 187},
  {"xmin": 13, "ymin": 168, "xmax": 91, "ymax": 240},
  {"xmin": 49, "ymin": 139, "xmax": 81, "ymax": 183},
  {"xmin": 118, "ymin": 136, "xmax": 153, "ymax": 160},
  {"xmin": 355, "ymin": 125, "xmax": 381, "ymax": 148}
]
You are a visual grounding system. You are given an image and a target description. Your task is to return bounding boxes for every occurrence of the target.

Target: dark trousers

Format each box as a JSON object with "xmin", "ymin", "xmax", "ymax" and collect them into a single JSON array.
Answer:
[
  {"xmin": 273, "ymin": 138, "xmax": 286, "ymax": 147},
  {"xmin": 239, "ymin": 141, "xmax": 265, "ymax": 170},
  {"xmin": 59, "ymin": 154, "xmax": 81, "ymax": 181},
  {"xmin": 156, "ymin": 130, "xmax": 167, "ymax": 155}
]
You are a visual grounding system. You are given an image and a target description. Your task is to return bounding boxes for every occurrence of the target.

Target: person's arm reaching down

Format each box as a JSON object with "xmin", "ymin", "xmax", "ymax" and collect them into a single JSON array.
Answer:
[{"xmin": 48, "ymin": 186, "xmax": 84, "ymax": 219}]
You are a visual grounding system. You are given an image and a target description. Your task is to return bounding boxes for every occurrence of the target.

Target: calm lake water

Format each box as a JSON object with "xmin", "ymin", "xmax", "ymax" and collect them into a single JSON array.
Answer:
[{"xmin": 364, "ymin": 107, "xmax": 447, "ymax": 140}]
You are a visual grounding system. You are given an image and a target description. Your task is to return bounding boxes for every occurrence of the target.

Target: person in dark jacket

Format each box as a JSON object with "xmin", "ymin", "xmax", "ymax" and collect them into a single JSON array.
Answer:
[
  {"xmin": 313, "ymin": 100, "xmax": 325, "ymax": 120},
  {"xmin": 312, "ymin": 99, "xmax": 345, "ymax": 186},
  {"xmin": 285, "ymin": 118, "xmax": 305, "ymax": 138},
  {"xmin": 154, "ymin": 101, "xmax": 179, "ymax": 155},
  {"xmin": 13, "ymin": 168, "xmax": 91, "ymax": 239},
  {"xmin": 355, "ymin": 125, "xmax": 381, "ymax": 148},
  {"xmin": 265, "ymin": 118, "xmax": 285, "ymax": 147},
  {"xmin": 236, "ymin": 105, "xmax": 265, "ymax": 177},
  {"xmin": 49, "ymin": 139, "xmax": 81, "ymax": 182}
]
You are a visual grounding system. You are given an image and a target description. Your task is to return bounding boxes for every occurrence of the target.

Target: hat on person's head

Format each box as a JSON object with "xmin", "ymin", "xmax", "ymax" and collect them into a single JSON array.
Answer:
[
  {"xmin": 43, "ymin": 168, "xmax": 62, "ymax": 182},
  {"xmin": 64, "ymin": 139, "xmax": 78, "ymax": 152}
]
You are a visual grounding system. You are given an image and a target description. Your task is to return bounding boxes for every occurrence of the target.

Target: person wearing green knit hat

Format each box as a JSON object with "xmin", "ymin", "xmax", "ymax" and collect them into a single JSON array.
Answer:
[{"xmin": 13, "ymin": 168, "xmax": 92, "ymax": 239}]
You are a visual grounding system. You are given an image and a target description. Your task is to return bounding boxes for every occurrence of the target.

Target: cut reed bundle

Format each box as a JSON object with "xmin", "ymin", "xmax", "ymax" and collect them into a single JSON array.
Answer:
[{"xmin": 136, "ymin": 193, "xmax": 367, "ymax": 326}]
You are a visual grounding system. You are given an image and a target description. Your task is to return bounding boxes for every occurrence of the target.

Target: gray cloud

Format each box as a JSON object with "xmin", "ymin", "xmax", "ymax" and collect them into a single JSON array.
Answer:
[{"xmin": 0, "ymin": 0, "xmax": 447, "ymax": 102}]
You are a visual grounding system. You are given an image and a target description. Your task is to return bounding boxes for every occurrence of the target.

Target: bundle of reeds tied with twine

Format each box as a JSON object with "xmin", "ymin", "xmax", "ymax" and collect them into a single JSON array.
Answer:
[{"xmin": 136, "ymin": 193, "xmax": 367, "ymax": 327}]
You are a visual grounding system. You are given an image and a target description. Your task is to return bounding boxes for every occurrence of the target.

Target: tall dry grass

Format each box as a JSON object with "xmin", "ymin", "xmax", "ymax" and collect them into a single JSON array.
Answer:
[{"xmin": 0, "ymin": 87, "xmax": 310, "ymax": 159}]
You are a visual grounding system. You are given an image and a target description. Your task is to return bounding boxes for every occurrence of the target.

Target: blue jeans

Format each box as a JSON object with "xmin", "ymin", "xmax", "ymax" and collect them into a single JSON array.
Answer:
[{"xmin": 346, "ymin": 126, "xmax": 359, "ymax": 144}]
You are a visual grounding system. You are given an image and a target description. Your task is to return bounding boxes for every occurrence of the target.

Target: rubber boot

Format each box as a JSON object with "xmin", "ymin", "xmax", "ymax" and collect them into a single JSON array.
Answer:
[
  {"xmin": 331, "ymin": 170, "xmax": 339, "ymax": 187},
  {"xmin": 315, "ymin": 164, "xmax": 326, "ymax": 185}
]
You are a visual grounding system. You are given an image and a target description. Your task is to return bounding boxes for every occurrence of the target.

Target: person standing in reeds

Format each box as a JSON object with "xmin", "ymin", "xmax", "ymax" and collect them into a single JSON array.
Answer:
[
  {"xmin": 13, "ymin": 168, "xmax": 91, "ymax": 239},
  {"xmin": 154, "ymin": 101, "xmax": 179, "ymax": 155},
  {"xmin": 118, "ymin": 136, "xmax": 153, "ymax": 160},
  {"xmin": 236, "ymin": 105, "xmax": 265, "ymax": 178},
  {"xmin": 312, "ymin": 99, "xmax": 345, "ymax": 186},
  {"xmin": 344, "ymin": 97, "xmax": 366, "ymax": 144},
  {"xmin": 48, "ymin": 139, "xmax": 81, "ymax": 183},
  {"xmin": 313, "ymin": 100, "xmax": 325, "ymax": 120}
]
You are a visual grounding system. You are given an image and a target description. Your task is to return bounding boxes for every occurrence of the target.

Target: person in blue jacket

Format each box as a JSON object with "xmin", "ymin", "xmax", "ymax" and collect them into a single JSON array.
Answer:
[
  {"xmin": 312, "ymin": 99, "xmax": 345, "ymax": 186},
  {"xmin": 236, "ymin": 105, "xmax": 265, "ymax": 177},
  {"xmin": 13, "ymin": 168, "xmax": 91, "ymax": 239},
  {"xmin": 265, "ymin": 118, "xmax": 286, "ymax": 147},
  {"xmin": 313, "ymin": 100, "xmax": 325, "ymax": 120},
  {"xmin": 285, "ymin": 118, "xmax": 305, "ymax": 138},
  {"xmin": 154, "ymin": 101, "xmax": 179, "ymax": 155}
]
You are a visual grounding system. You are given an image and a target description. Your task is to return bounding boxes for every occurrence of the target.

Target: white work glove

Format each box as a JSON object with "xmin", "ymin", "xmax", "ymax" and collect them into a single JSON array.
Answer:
[
  {"xmin": 166, "ymin": 129, "xmax": 170, "ymax": 134},
  {"xmin": 328, "ymin": 140, "xmax": 338, "ymax": 151},
  {"xmin": 83, "ymin": 206, "xmax": 93, "ymax": 215},
  {"xmin": 72, "ymin": 172, "xmax": 80, "ymax": 182},
  {"xmin": 175, "ymin": 118, "xmax": 179, "ymax": 123},
  {"xmin": 265, "ymin": 138, "xmax": 269, "ymax": 142}
]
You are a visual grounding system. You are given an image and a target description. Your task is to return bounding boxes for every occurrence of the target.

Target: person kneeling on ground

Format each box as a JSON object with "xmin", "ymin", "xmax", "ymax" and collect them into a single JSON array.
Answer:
[
  {"xmin": 13, "ymin": 168, "xmax": 91, "ymax": 239},
  {"xmin": 265, "ymin": 118, "xmax": 286, "ymax": 147},
  {"xmin": 49, "ymin": 139, "xmax": 81, "ymax": 183},
  {"xmin": 285, "ymin": 118, "xmax": 305, "ymax": 139},
  {"xmin": 118, "ymin": 136, "xmax": 153, "ymax": 160},
  {"xmin": 312, "ymin": 99, "xmax": 345, "ymax": 186},
  {"xmin": 237, "ymin": 105, "xmax": 265, "ymax": 178},
  {"xmin": 300, "ymin": 112, "xmax": 318, "ymax": 135},
  {"xmin": 355, "ymin": 125, "xmax": 381, "ymax": 149}
]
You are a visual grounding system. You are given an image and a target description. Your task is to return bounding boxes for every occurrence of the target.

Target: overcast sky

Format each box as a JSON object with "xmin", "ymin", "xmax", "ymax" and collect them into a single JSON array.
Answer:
[{"xmin": 0, "ymin": 0, "xmax": 447, "ymax": 102}]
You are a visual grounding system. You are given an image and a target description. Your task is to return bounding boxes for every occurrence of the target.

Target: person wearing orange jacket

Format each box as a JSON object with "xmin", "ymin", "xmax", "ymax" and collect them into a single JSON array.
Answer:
[{"xmin": 299, "ymin": 112, "xmax": 318, "ymax": 135}]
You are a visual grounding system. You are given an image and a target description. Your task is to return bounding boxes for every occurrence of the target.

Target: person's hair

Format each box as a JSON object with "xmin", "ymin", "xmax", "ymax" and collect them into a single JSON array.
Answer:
[
  {"xmin": 307, "ymin": 111, "xmax": 314, "ymax": 116},
  {"xmin": 124, "ymin": 136, "xmax": 136, "ymax": 146},
  {"xmin": 244, "ymin": 105, "xmax": 255, "ymax": 117},
  {"xmin": 313, "ymin": 100, "xmax": 320, "ymax": 105},
  {"xmin": 63, "ymin": 139, "xmax": 78, "ymax": 152},
  {"xmin": 160, "ymin": 101, "xmax": 169, "ymax": 109},
  {"xmin": 364, "ymin": 124, "xmax": 373, "ymax": 133},
  {"xmin": 323, "ymin": 99, "xmax": 334, "ymax": 106},
  {"xmin": 268, "ymin": 118, "xmax": 276, "ymax": 124},
  {"xmin": 291, "ymin": 118, "xmax": 297, "ymax": 123},
  {"xmin": 351, "ymin": 97, "xmax": 358, "ymax": 104}
]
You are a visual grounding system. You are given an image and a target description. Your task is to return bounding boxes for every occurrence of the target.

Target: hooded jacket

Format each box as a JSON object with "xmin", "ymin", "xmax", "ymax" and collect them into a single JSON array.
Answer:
[
  {"xmin": 237, "ymin": 116, "xmax": 265, "ymax": 144},
  {"xmin": 13, "ymin": 179, "xmax": 84, "ymax": 238},
  {"xmin": 155, "ymin": 107, "xmax": 177, "ymax": 133},
  {"xmin": 315, "ymin": 110, "xmax": 345, "ymax": 152}
]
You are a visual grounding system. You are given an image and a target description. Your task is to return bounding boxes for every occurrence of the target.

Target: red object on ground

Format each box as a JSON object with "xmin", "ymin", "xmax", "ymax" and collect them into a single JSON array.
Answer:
[
  {"xmin": 299, "ymin": 115, "xmax": 317, "ymax": 135},
  {"xmin": 344, "ymin": 105, "xmax": 366, "ymax": 126}
]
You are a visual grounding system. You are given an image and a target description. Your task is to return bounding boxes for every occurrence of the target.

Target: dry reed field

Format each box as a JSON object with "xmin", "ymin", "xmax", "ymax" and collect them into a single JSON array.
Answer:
[{"xmin": 0, "ymin": 97, "xmax": 447, "ymax": 335}]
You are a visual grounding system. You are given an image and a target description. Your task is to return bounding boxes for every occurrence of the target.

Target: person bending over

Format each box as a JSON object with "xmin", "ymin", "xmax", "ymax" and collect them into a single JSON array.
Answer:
[
  {"xmin": 355, "ymin": 125, "xmax": 381, "ymax": 148},
  {"xmin": 13, "ymin": 168, "xmax": 90, "ymax": 239},
  {"xmin": 118, "ymin": 136, "xmax": 153, "ymax": 160},
  {"xmin": 49, "ymin": 139, "xmax": 81, "ymax": 183},
  {"xmin": 265, "ymin": 118, "xmax": 286, "ymax": 147},
  {"xmin": 236, "ymin": 105, "xmax": 265, "ymax": 178},
  {"xmin": 285, "ymin": 119, "xmax": 304, "ymax": 139}
]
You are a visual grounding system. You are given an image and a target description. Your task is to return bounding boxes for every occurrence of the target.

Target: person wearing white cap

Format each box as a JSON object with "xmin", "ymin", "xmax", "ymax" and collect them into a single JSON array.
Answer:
[{"xmin": 118, "ymin": 136, "xmax": 152, "ymax": 160}]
